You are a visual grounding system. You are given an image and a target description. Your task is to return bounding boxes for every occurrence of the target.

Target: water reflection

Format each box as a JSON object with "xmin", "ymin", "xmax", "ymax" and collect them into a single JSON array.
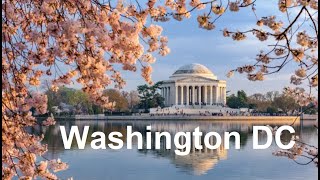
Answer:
[{"xmin": 35, "ymin": 119, "xmax": 318, "ymax": 178}]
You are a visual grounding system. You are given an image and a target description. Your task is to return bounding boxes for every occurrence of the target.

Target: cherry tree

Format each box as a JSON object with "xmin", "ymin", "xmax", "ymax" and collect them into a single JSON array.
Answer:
[{"xmin": 2, "ymin": 0, "xmax": 318, "ymax": 179}]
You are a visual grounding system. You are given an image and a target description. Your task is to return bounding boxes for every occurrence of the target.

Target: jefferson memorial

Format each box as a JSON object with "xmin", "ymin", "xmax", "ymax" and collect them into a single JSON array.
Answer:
[{"xmin": 159, "ymin": 63, "xmax": 227, "ymax": 107}]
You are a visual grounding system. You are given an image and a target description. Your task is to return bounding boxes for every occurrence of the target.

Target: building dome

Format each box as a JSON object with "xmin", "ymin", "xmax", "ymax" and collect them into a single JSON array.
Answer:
[{"xmin": 170, "ymin": 63, "xmax": 217, "ymax": 80}]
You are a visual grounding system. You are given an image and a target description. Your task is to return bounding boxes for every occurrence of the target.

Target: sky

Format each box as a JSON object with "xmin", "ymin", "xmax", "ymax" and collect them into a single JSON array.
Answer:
[
  {"xmin": 59, "ymin": 0, "xmax": 316, "ymax": 96},
  {"xmin": 119, "ymin": 0, "xmax": 306, "ymax": 95}
]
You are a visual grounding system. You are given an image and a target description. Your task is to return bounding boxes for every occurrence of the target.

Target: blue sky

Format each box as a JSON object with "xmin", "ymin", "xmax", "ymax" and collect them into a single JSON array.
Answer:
[{"xmin": 120, "ymin": 0, "xmax": 301, "ymax": 95}]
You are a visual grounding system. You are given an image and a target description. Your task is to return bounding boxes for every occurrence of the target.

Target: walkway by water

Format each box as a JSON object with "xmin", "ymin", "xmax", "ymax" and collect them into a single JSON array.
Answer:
[{"xmin": 48, "ymin": 114, "xmax": 302, "ymax": 121}]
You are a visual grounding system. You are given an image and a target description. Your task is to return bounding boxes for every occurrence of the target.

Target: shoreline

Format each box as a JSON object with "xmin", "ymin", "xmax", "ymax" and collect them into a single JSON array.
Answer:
[
  {"xmin": 38, "ymin": 115, "xmax": 307, "ymax": 121},
  {"xmin": 78, "ymin": 115, "xmax": 301, "ymax": 121}
]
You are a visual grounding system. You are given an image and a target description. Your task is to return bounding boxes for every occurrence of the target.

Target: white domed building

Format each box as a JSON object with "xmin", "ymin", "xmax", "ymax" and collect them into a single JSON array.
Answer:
[{"xmin": 159, "ymin": 63, "xmax": 227, "ymax": 107}]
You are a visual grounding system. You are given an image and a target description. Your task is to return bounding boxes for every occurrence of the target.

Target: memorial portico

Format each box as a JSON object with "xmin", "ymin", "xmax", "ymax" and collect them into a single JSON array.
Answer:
[{"xmin": 160, "ymin": 63, "xmax": 227, "ymax": 107}]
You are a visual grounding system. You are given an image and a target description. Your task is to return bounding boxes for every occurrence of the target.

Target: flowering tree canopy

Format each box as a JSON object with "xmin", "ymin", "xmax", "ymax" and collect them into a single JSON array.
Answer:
[{"xmin": 2, "ymin": 0, "xmax": 318, "ymax": 179}]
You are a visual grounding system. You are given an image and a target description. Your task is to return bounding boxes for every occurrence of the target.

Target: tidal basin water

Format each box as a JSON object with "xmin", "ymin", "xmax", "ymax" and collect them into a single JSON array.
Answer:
[{"xmin": 38, "ymin": 120, "xmax": 318, "ymax": 180}]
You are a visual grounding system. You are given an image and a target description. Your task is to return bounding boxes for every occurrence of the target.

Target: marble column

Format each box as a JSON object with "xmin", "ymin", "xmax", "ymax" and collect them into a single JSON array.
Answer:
[
  {"xmin": 164, "ymin": 87, "xmax": 167, "ymax": 106},
  {"xmin": 192, "ymin": 86, "xmax": 195, "ymax": 105},
  {"xmin": 175, "ymin": 86, "xmax": 178, "ymax": 105},
  {"xmin": 221, "ymin": 87, "xmax": 223, "ymax": 103},
  {"xmin": 220, "ymin": 87, "xmax": 223, "ymax": 104},
  {"xmin": 204, "ymin": 85, "xmax": 207, "ymax": 105},
  {"xmin": 209, "ymin": 86, "xmax": 213, "ymax": 105},
  {"xmin": 181, "ymin": 86, "xmax": 184, "ymax": 105},
  {"xmin": 221, "ymin": 87, "xmax": 223, "ymax": 104},
  {"xmin": 166, "ymin": 87, "xmax": 169, "ymax": 106},
  {"xmin": 167, "ymin": 87, "xmax": 170, "ymax": 106},
  {"xmin": 161, "ymin": 88, "xmax": 163, "ymax": 98},
  {"xmin": 163, "ymin": 87, "xmax": 166, "ymax": 105},
  {"xmin": 215, "ymin": 86, "xmax": 220, "ymax": 104},
  {"xmin": 162, "ymin": 88, "xmax": 165, "ymax": 105},
  {"xmin": 198, "ymin": 86, "xmax": 201, "ymax": 105},
  {"xmin": 186, "ymin": 86, "xmax": 189, "ymax": 106}
]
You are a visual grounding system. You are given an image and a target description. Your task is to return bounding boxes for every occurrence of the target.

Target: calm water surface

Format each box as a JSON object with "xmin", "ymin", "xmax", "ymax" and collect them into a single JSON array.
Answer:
[{"xmin": 38, "ymin": 120, "xmax": 318, "ymax": 180}]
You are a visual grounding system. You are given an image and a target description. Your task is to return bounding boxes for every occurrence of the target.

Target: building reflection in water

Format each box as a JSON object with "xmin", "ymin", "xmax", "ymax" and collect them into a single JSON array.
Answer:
[
  {"xmin": 148, "ymin": 137, "xmax": 228, "ymax": 175},
  {"xmin": 36, "ymin": 120, "xmax": 302, "ymax": 175},
  {"xmin": 135, "ymin": 122, "xmax": 229, "ymax": 175}
]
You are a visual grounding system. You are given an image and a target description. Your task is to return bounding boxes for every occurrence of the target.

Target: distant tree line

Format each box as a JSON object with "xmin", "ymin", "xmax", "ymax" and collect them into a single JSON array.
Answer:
[
  {"xmin": 45, "ymin": 82, "xmax": 164, "ymax": 115},
  {"xmin": 227, "ymin": 90, "xmax": 317, "ymax": 115},
  {"xmin": 46, "ymin": 86, "xmax": 102, "ymax": 115},
  {"xmin": 46, "ymin": 85, "xmax": 317, "ymax": 115},
  {"xmin": 46, "ymin": 87, "xmax": 141, "ymax": 115}
]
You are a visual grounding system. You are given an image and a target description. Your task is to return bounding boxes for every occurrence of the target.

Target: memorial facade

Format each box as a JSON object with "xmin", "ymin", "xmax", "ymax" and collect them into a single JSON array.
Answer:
[{"xmin": 160, "ymin": 63, "xmax": 227, "ymax": 107}]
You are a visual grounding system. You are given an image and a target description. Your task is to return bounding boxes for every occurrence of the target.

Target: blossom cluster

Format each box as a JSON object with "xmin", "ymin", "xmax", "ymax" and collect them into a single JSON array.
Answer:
[
  {"xmin": 2, "ymin": 0, "xmax": 318, "ymax": 179},
  {"xmin": 223, "ymin": 1, "xmax": 318, "ymax": 105},
  {"xmin": 273, "ymin": 135, "xmax": 318, "ymax": 167},
  {"xmin": 2, "ymin": 0, "xmax": 173, "ymax": 178},
  {"xmin": 283, "ymin": 87, "xmax": 317, "ymax": 107}
]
